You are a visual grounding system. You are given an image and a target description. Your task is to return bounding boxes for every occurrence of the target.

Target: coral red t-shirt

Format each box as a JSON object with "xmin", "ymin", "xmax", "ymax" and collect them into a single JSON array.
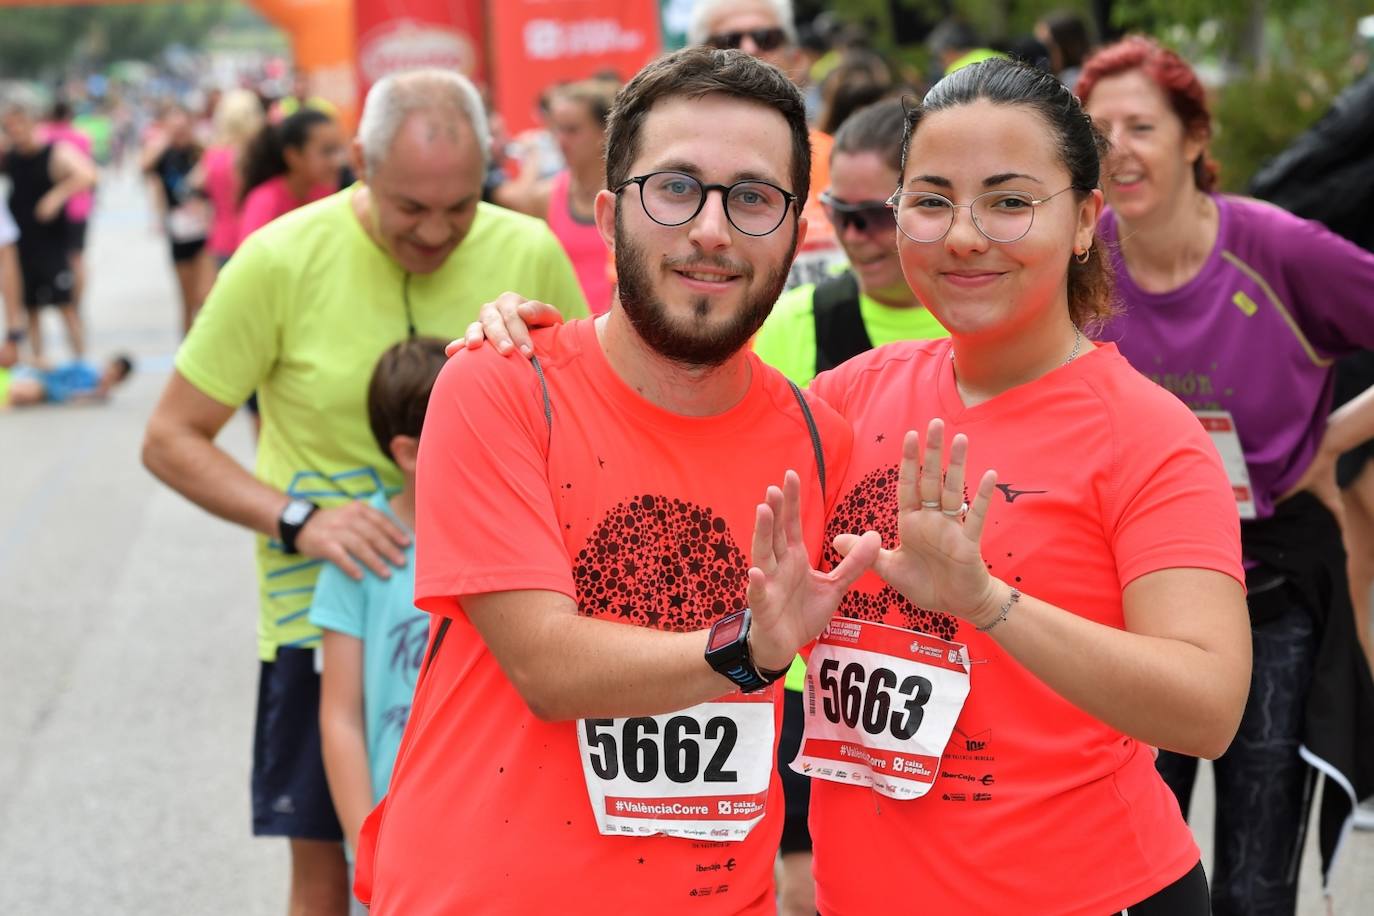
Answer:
[
  {"xmin": 359, "ymin": 317, "xmax": 851, "ymax": 915},
  {"xmin": 806, "ymin": 339, "xmax": 1243, "ymax": 916}
]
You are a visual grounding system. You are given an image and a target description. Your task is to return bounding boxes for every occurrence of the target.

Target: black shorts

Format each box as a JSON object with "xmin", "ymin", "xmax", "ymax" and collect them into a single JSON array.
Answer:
[
  {"xmin": 170, "ymin": 237, "xmax": 207, "ymax": 263},
  {"xmin": 251, "ymin": 647, "xmax": 344, "ymax": 841},
  {"xmin": 65, "ymin": 218, "xmax": 88, "ymax": 253},
  {"xmin": 18, "ymin": 244, "xmax": 74, "ymax": 309},
  {"xmin": 776, "ymin": 687, "xmax": 812, "ymax": 854},
  {"xmin": 1116, "ymin": 860, "xmax": 1209, "ymax": 915}
]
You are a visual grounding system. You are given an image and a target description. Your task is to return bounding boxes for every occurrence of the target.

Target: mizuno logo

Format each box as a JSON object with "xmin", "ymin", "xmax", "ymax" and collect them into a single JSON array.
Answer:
[{"xmin": 995, "ymin": 483, "xmax": 1047, "ymax": 503}]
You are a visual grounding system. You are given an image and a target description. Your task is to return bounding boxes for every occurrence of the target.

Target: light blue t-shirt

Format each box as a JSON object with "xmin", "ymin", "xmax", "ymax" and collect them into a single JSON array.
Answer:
[{"xmin": 309, "ymin": 491, "xmax": 427, "ymax": 802}]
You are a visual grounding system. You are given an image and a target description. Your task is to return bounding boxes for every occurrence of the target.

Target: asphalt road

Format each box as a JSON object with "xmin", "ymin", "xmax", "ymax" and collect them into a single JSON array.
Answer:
[{"xmin": 0, "ymin": 169, "xmax": 1368, "ymax": 915}]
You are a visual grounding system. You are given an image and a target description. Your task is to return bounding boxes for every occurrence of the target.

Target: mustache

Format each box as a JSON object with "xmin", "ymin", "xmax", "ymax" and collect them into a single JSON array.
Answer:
[{"xmin": 662, "ymin": 254, "xmax": 753, "ymax": 279}]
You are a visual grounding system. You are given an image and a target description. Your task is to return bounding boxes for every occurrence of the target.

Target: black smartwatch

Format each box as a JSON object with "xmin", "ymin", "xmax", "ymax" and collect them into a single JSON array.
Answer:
[
  {"xmin": 278, "ymin": 498, "xmax": 319, "ymax": 554},
  {"xmin": 705, "ymin": 608, "xmax": 789, "ymax": 693}
]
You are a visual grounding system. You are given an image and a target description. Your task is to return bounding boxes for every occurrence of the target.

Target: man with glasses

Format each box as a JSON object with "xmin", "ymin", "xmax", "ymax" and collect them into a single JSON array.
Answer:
[
  {"xmin": 751, "ymin": 97, "xmax": 946, "ymax": 916},
  {"xmin": 355, "ymin": 47, "xmax": 878, "ymax": 914},
  {"xmin": 689, "ymin": 0, "xmax": 846, "ymax": 291}
]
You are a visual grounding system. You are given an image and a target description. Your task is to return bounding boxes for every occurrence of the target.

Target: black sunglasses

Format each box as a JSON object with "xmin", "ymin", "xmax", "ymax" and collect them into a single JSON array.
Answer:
[
  {"xmin": 820, "ymin": 191, "xmax": 896, "ymax": 235},
  {"xmin": 705, "ymin": 27, "xmax": 789, "ymax": 53}
]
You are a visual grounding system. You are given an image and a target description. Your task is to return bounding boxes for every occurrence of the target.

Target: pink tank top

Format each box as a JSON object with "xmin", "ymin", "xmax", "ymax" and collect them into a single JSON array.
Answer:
[{"xmin": 546, "ymin": 170, "xmax": 612, "ymax": 315}]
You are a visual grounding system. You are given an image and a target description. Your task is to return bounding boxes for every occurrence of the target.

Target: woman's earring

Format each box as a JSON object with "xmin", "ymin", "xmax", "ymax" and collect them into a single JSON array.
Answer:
[{"xmin": 1074, "ymin": 246, "xmax": 1091, "ymax": 264}]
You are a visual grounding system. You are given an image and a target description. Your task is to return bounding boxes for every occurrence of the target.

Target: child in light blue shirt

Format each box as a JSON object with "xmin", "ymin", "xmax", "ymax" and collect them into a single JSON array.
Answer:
[{"xmin": 311, "ymin": 338, "xmax": 448, "ymax": 853}]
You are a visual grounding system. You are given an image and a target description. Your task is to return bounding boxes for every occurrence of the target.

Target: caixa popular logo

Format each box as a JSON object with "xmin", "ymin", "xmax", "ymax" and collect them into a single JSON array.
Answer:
[{"xmin": 360, "ymin": 21, "xmax": 477, "ymax": 84}]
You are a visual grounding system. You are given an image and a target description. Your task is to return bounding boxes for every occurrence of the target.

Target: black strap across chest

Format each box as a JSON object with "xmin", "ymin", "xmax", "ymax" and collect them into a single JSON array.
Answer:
[{"xmin": 811, "ymin": 271, "xmax": 874, "ymax": 374}]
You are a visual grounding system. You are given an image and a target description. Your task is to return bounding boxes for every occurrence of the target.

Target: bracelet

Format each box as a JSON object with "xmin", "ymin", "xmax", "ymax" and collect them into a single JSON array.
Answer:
[
  {"xmin": 5, "ymin": 328, "xmax": 24, "ymax": 344},
  {"xmin": 975, "ymin": 587, "xmax": 1020, "ymax": 633}
]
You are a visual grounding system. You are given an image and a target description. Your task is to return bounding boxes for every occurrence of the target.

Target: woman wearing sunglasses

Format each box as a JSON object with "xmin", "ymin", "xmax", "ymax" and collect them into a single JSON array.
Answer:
[{"xmin": 466, "ymin": 59, "xmax": 1250, "ymax": 914}]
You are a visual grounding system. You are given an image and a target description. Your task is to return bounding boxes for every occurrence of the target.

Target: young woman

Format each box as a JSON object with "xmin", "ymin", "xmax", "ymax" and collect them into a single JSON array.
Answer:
[
  {"xmin": 1078, "ymin": 36, "xmax": 1374, "ymax": 915},
  {"xmin": 236, "ymin": 107, "xmax": 343, "ymax": 244},
  {"xmin": 199, "ymin": 88, "xmax": 265, "ymax": 269},
  {"xmin": 468, "ymin": 58, "xmax": 1253, "ymax": 915},
  {"xmin": 143, "ymin": 105, "xmax": 211, "ymax": 334}
]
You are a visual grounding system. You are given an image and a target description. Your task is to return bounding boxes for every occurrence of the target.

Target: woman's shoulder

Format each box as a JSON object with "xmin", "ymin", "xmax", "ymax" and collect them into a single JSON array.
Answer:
[
  {"xmin": 1083, "ymin": 345, "xmax": 1208, "ymax": 433},
  {"xmin": 810, "ymin": 339, "xmax": 949, "ymax": 408}
]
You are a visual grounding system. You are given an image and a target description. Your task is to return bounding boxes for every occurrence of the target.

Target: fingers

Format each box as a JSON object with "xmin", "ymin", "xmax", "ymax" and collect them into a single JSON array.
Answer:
[
  {"xmin": 918, "ymin": 419, "xmax": 944, "ymax": 508},
  {"xmin": 896, "ymin": 430, "xmax": 921, "ymax": 514},
  {"xmin": 827, "ymin": 530, "xmax": 880, "ymax": 589},
  {"xmin": 942, "ymin": 433, "xmax": 968, "ymax": 515},
  {"xmin": 782, "ymin": 470, "xmax": 805, "ymax": 548},
  {"xmin": 962, "ymin": 469, "xmax": 999, "ymax": 542},
  {"xmin": 324, "ymin": 543, "xmax": 364, "ymax": 581},
  {"xmin": 748, "ymin": 500, "xmax": 777, "ymax": 572},
  {"xmin": 766, "ymin": 485, "xmax": 787, "ymax": 561}
]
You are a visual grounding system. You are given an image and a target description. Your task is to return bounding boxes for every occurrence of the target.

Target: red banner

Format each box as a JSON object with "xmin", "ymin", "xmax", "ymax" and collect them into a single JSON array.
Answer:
[
  {"xmin": 354, "ymin": 0, "xmax": 486, "ymax": 100},
  {"xmin": 489, "ymin": 0, "xmax": 662, "ymax": 135}
]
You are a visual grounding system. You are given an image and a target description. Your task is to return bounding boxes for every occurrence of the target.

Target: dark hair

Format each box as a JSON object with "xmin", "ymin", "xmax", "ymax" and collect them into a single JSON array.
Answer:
[
  {"xmin": 605, "ymin": 47, "xmax": 811, "ymax": 210},
  {"xmin": 927, "ymin": 18, "xmax": 983, "ymax": 56},
  {"xmin": 832, "ymin": 98, "xmax": 907, "ymax": 174},
  {"xmin": 239, "ymin": 108, "xmax": 334, "ymax": 203},
  {"xmin": 51, "ymin": 99, "xmax": 73, "ymax": 122},
  {"xmin": 817, "ymin": 50, "xmax": 897, "ymax": 135},
  {"xmin": 1076, "ymin": 36, "xmax": 1219, "ymax": 192},
  {"xmin": 901, "ymin": 58, "xmax": 1115, "ymax": 329},
  {"xmin": 1041, "ymin": 12, "xmax": 1091, "ymax": 70},
  {"xmin": 553, "ymin": 77, "xmax": 619, "ymax": 129},
  {"xmin": 367, "ymin": 337, "xmax": 449, "ymax": 463}
]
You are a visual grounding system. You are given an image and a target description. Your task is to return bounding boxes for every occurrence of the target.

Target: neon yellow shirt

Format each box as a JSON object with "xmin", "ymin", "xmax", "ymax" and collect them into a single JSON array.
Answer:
[
  {"xmin": 754, "ymin": 275, "xmax": 949, "ymax": 387},
  {"xmin": 176, "ymin": 187, "xmax": 588, "ymax": 660},
  {"xmin": 754, "ymin": 273, "xmax": 949, "ymax": 690}
]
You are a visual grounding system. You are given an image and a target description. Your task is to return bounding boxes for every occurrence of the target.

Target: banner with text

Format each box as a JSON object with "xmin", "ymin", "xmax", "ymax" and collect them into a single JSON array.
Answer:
[{"xmin": 355, "ymin": 0, "xmax": 485, "ymax": 101}]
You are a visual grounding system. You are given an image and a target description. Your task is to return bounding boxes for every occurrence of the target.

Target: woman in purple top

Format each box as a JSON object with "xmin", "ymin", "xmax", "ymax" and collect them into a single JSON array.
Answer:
[{"xmin": 1079, "ymin": 36, "xmax": 1374, "ymax": 916}]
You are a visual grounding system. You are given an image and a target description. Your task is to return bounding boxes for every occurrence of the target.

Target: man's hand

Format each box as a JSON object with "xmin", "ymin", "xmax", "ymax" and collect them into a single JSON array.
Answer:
[
  {"xmin": 448, "ymin": 291, "xmax": 566, "ymax": 359},
  {"xmin": 294, "ymin": 500, "xmax": 411, "ymax": 581},
  {"xmin": 745, "ymin": 470, "xmax": 879, "ymax": 671},
  {"xmin": 835, "ymin": 421, "xmax": 1001, "ymax": 626}
]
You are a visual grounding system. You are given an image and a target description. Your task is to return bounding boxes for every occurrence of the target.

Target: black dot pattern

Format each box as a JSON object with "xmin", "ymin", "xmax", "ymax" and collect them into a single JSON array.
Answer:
[
  {"xmin": 823, "ymin": 464, "xmax": 960, "ymax": 640},
  {"xmin": 573, "ymin": 494, "xmax": 748, "ymax": 631}
]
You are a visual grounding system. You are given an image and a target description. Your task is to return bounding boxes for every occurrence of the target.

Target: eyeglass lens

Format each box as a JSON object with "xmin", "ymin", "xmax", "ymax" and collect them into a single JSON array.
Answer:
[
  {"xmin": 639, "ymin": 172, "xmax": 789, "ymax": 236},
  {"xmin": 894, "ymin": 191, "xmax": 1039, "ymax": 243},
  {"xmin": 707, "ymin": 28, "xmax": 788, "ymax": 52}
]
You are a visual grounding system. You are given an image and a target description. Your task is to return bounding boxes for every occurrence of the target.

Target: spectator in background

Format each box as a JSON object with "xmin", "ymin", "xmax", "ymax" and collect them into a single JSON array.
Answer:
[
  {"xmin": 313, "ymin": 337, "xmax": 447, "ymax": 858},
  {"xmin": 200, "ymin": 88, "xmax": 265, "ymax": 269},
  {"xmin": 1, "ymin": 94, "xmax": 98, "ymax": 360},
  {"xmin": 815, "ymin": 50, "xmax": 897, "ymax": 136},
  {"xmin": 927, "ymin": 18, "xmax": 1005, "ymax": 77},
  {"xmin": 691, "ymin": 0, "xmax": 845, "ymax": 288},
  {"xmin": 501, "ymin": 78, "xmax": 618, "ymax": 315},
  {"xmin": 41, "ymin": 100, "xmax": 96, "ymax": 317},
  {"xmin": 1, "ymin": 352, "xmax": 133, "ymax": 408},
  {"xmin": 1079, "ymin": 37, "xmax": 1374, "ymax": 912},
  {"xmin": 1, "ymin": 194, "xmax": 22, "ymax": 367},
  {"xmin": 142, "ymin": 104, "xmax": 212, "ymax": 334},
  {"xmin": 1036, "ymin": 10, "xmax": 1093, "ymax": 86},
  {"xmin": 237, "ymin": 108, "xmax": 344, "ymax": 245}
]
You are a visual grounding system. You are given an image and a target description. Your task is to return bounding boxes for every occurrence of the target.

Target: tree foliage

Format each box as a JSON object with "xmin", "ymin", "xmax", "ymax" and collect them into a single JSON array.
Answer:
[{"xmin": 0, "ymin": 1, "xmax": 237, "ymax": 79}]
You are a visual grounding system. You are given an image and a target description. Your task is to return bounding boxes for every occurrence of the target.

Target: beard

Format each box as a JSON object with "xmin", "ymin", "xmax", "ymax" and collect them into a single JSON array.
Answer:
[{"xmin": 613, "ymin": 209, "xmax": 794, "ymax": 368}]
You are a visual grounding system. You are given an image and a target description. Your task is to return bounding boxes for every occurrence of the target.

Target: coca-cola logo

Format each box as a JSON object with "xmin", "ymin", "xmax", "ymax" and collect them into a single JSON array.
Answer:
[{"xmin": 360, "ymin": 20, "xmax": 477, "ymax": 83}]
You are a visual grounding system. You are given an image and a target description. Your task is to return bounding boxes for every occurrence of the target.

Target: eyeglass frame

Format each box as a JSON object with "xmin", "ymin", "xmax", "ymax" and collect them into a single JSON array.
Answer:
[
  {"xmin": 614, "ymin": 170, "xmax": 799, "ymax": 237},
  {"xmin": 884, "ymin": 185, "xmax": 1086, "ymax": 244},
  {"xmin": 704, "ymin": 27, "xmax": 789, "ymax": 52},
  {"xmin": 819, "ymin": 190, "xmax": 897, "ymax": 236}
]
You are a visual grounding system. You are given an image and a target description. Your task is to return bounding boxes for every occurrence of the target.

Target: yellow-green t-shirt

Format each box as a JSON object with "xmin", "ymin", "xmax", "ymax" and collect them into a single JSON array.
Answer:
[
  {"xmin": 754, "ymin": 274, "xmax": 949, "ymax": 387},
  {"xmin": 176, "ymin": 187, "xmax": 588, "ymax": 660},
  {"xmin": 754, "ymin": 273, "xmax": 948, "ymax": 690}
]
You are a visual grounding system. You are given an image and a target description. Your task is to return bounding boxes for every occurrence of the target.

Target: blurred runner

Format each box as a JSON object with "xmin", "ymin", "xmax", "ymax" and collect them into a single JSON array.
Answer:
[
  {"xmin": 201, "ymin": 88, "xmax": 266, "ymax": 270},
  {"xmin": 143, "ymin": 104, "xmax": 212, "ymax": 334},
  {"xmin": 237, "ymin": 108, "xmax": 345, "ymax": 244},
  {"xmin": 41, "ymin": 100, "xmax": 96, "ymax": 318}
]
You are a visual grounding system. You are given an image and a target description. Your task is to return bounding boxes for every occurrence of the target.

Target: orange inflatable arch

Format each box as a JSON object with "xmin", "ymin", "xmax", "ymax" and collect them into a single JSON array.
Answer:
[{"xmin": 0, "ymin": 0, "xmax": 358, "ymax": 126}]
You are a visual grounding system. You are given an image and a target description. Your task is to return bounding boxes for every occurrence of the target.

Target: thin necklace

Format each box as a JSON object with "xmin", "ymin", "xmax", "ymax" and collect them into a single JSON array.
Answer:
[{"xmin": 1064, "ymin": 326, "xmax": 1082, "ymax": 365}]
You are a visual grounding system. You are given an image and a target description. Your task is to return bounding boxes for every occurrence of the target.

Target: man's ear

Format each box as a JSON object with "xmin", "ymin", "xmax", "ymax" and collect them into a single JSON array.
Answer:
[
  {"xmin": 390, "ymin": 434, "xmax": 420, "ymax": 474},
  {"xmin": 594, "ymin": 188, "xmax": 618, "ymax": 254},
  {"xmin": 350, "ymin": 137, "xmax": 367, "ymax": 183}
]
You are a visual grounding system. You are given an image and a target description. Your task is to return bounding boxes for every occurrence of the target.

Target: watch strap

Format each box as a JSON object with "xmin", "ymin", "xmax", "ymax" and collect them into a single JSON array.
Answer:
[{"xmin": 278, "ymin": 499, "xmax": 319, "ymax": 555}]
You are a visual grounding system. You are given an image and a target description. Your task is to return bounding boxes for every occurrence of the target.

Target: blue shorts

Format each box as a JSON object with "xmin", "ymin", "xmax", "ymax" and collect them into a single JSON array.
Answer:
[{"xmin": 251, "ymin": 647, "xmax": 344, "ymax": 841}]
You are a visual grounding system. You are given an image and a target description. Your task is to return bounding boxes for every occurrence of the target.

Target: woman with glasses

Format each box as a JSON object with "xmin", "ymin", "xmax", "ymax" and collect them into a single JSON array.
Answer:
[
  {"xmin": 1079, "ymin": 36, "xmax": 1374, "ymax": 916},
  {"xmin": 469, "ymin": 58, "xmax": 1251, "ymax": 915}
]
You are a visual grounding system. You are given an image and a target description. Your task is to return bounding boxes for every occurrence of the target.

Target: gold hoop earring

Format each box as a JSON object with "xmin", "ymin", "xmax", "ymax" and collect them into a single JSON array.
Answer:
[{"xmin": 1074, "ymin": 247, "xmax": 1091, "ymax": 264}]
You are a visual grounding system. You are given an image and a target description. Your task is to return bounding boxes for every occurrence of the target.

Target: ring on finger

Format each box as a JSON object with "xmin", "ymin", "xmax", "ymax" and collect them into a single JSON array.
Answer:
[
  {"xmin": 942, "ymin": 501, "xmax": 969, "ymax": 518},
  {"xmin": 921, "ymin": 500, "xmax": 942, "ymax": 509}
]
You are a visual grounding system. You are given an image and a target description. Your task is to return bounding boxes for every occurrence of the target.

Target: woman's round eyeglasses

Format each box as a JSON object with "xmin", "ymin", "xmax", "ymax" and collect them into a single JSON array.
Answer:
[{"xmin": 885, "ymin": 186, "xmax": 1082, "ymax": 244}]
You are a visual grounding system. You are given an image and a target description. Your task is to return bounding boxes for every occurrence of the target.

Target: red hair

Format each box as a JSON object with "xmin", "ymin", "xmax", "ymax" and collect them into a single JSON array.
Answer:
[{"xmin": 1075, "ymin": 35, "xmax": 1219, "ymax": 192}]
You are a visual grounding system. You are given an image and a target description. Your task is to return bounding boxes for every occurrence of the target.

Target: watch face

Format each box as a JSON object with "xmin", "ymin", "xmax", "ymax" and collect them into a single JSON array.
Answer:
[
  {"xmin": 708, "ymin": 613, "xmax": 745, "ymax": 651},
  {"xmin": 283, "ymin": 500, "xmax": 312, "ymax": 526}
]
